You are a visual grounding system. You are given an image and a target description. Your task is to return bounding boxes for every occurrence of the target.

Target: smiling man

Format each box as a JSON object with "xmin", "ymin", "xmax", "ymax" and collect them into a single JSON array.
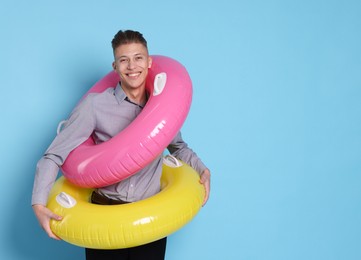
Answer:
[
  {"xmin": 112, "ymin": 40, "xmax": 152, "ymax": 105},
  {"xmin": 32, "ymin": 30, "xmax": 211, "ymax": 260}
]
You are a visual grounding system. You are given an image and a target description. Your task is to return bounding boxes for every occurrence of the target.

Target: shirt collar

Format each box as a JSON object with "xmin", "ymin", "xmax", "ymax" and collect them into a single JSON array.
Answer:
[
  {"xmin": 113, "ymin": 83, "xmax": 127, "ymax": 104},
  {"xmin": 113, "ymin": 83, "xmax": 148, "ymax": 108}
]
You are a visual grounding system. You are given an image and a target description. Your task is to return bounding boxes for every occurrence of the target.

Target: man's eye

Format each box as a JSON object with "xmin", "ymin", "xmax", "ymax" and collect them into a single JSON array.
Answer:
[{"xmin": 135, "ymin": 56, "xmax": 143, "ymax": 60}]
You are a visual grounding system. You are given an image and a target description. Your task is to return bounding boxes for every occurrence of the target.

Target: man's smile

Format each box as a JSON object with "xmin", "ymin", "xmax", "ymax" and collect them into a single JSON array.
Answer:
[{"xmin": 127, "ymin": 72, "xmax": 141, "ymax": 78}]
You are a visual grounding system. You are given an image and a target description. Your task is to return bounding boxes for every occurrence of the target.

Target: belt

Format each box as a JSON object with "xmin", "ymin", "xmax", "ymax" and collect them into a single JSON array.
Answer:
[{"xmin": 91, "ymin": 191, "xmax": 130, "ymax": 205}]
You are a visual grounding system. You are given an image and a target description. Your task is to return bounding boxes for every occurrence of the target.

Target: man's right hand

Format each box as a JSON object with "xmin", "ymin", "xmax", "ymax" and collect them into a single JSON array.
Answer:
[{"xmin": 32, "ymin": 204, "xmax": 63, "ymax": 240}]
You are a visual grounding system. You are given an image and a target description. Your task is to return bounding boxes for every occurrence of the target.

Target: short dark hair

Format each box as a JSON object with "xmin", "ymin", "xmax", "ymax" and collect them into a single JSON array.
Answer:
[{"xmin": 111, "ymin": 30, "xmax": 148, "ymax": 52}]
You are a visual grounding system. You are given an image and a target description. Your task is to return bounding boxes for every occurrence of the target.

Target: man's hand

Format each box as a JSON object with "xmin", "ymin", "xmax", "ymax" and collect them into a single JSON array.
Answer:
[
  {"xmin": 200, "ymin": 169, "xmax": 211, "ymax": 206},
  {"xmin": 32, "ymin": 204, "xmax": 63, "ymax": 240}
]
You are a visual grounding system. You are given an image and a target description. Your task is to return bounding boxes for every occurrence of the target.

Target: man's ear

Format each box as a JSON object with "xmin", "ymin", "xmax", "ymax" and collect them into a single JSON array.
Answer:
[
  {"xmin": 112, "ymin": 61, "xmax": 116, "ymax": 70},
  {"xmin": 148, "ymin": 56, "xmax": 153, "ymax": 68}
]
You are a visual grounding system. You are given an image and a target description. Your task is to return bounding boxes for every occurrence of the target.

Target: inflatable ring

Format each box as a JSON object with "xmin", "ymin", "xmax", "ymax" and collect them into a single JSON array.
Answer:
[
  {"xmin": 47, "ymin": 157, "xmax": 205, "ymax": 249},
  {"xmin": 61, "ymin": 55, "xmax": 193, "ymax": 188}
]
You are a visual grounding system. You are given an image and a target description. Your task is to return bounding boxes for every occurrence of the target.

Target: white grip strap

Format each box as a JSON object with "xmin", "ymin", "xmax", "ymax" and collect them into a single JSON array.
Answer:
[
  {"xmin": 56, "ymin": 120, "xmax": 67, "ymax": 134},
  {"xmin": 153, "ymin": 72, "xmax": 167, "ymax": 96},
  {"xmin": 163, "ymin": 155, "xmax": 183, "ymax": 168},
  {"xmin": 56, "ymin": 192, "xmax": 77, "ymax": 208}
]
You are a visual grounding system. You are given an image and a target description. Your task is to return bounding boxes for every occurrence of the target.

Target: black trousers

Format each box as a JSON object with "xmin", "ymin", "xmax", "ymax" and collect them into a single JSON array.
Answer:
[
  {"xmin": 85, "ymin": 192, "xmax": 167, "ymax": 260},
  {"xmin": 85, "ymin": 238, "xmax": 167, "ymax": 260}
]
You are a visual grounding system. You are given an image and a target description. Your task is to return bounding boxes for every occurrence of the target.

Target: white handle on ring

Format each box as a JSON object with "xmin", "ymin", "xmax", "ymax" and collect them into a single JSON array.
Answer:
[
  {"xmin": 57, "ymin": 120, "xmax": 67, "ymax": 134},
  {"xmin": 153, "ymin": 72, "xmax": 167, "ymax": 96},
  {"xmin": 163, "ymin": 155, "xmax": 183, "ymax": 168},
  {"xmin": 56, "ymin": 192, "xmax": 77, "ymax": 208}
]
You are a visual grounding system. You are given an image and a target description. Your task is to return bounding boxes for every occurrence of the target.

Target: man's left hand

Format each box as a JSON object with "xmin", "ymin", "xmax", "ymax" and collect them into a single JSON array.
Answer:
[{"xmin": 200, "ymin": 169, "xmax": 211, "ymax": 206}]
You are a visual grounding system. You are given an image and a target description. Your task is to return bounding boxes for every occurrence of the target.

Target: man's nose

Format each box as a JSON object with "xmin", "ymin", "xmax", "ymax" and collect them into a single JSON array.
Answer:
[{"xmin": 127, "ymin": 59, "xmax": 136, "ymax": 69}]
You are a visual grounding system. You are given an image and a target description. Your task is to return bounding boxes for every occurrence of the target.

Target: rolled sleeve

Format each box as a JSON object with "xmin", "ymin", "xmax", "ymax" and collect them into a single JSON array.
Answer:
[
  {"xmin": 31, "ymin": 158, "xmax": 59, "ymax": 205},
  {"xmin": 167, "ymin": 132, "xmax": 207, "ymax": 175}
]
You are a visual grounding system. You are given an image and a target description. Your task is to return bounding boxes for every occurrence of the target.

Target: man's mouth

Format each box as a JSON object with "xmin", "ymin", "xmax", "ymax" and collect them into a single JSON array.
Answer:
[{"xmin": 127, "ymin": 72, "xmax": 141, "ymax": 78}]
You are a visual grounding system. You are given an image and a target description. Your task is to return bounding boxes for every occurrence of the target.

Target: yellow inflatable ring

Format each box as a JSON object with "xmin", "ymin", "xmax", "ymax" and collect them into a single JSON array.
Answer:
[{"xmin": 47, "ymin": 157, "xmax": 205, "ymax": 249}]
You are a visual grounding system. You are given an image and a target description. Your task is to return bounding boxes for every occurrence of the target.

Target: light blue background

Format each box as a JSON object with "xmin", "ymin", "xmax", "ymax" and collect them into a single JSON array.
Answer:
[{"xmin": 1, "ymin": 0, "xmax": 360, "ymax": 259}]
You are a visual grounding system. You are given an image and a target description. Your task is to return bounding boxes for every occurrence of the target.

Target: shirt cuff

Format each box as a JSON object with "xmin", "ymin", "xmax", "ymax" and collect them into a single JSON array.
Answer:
[{"xmin": 31, "ymin": 158, "xmax": 59, "ymax": 206}]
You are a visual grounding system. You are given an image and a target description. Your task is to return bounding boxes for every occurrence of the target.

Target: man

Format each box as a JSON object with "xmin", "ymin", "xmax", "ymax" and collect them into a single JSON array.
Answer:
[{"xmin": 32, "ymin": 30, "xmax": 211, "ymax": 260}]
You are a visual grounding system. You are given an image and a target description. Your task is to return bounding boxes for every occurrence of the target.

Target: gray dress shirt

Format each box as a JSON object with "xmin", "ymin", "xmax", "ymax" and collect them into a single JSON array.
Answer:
[{"xmin": 32, "ymin": 84, "xmax": 207, "ymax": 205}]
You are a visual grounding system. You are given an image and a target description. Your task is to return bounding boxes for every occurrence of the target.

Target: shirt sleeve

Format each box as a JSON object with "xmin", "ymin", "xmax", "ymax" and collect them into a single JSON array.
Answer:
[
  {"xmin": 167, "ymin": 132, "xmax": 208, "ymax": 175},
  {"xmin": 31, "ymin": 95, "xmax": 96, "ymax": 206},
  {"xmin": 31, "ymin": 158, "xmax": 59, "ymax": 205}
]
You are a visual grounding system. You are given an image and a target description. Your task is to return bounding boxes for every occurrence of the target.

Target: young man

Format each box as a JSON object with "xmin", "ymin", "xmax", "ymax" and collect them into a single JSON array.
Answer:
[{"xmin": 32, "ymin": 30, "xmax": 211, "ymax": 260}]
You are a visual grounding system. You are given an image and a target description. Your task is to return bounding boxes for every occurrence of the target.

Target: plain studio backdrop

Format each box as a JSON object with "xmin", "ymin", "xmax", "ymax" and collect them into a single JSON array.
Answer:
[{"xmin": 0, "ymin": 0, "xmax": 360, "ymax": 259}]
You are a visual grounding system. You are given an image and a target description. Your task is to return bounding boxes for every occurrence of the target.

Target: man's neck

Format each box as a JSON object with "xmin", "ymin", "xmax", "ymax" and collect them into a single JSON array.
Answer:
[{"xmin": 122, "ymin": 86, "xmax": 147, "ymax": 106}]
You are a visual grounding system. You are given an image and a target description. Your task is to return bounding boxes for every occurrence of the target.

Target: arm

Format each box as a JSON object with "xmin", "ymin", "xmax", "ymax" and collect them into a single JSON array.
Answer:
[
  {"xmin": 32, "ymin": 158, "xmax": 63, "ymax": 239},
  {"xmin": 32, "ymin": 95, "xmax": 96, "ymax": 239},
  {"xmin": 167, "ymin": 132, "xmax": 211, "ymax": 206}
]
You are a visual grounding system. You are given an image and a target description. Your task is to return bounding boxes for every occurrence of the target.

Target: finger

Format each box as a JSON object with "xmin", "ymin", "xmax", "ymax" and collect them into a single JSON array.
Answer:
[
  {"xmin": 202, "ymin": 193, "xmax": 209, "ymax": 206},
  {"xmin": 199, "ymin": 169, "xmax": 210, "ymax": 184},
  {"xmin": 42, "ymin": 216, "xmax": 62, "ymax": 240},
  {"xmin": 201, "ymin": 180, "xmax": 210, "ymax": 206},
  {"xmin": 199, "ymin": 171, "xmax": 211, "ymax": 206},
  {"xmin": 203, "ymin": 184, "xmax": 210, "ymax": 205},
  {"xmin": 50, "ymin": 212, "xmax": 63, "ymax": 221},
  {"xmin": 43, "ymin": 210, "xmax": 63, "ymax": 240},
  {"xmin": 44, "ymin": 224, "xmax": 62, "ymax": 240},
  {"xmin": 201, "ymin": 176, "xmax": 209, "ymax": 184}
]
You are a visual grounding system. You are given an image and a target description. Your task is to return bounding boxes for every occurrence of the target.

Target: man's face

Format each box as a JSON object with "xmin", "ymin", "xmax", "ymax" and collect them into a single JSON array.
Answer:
[{"xmin": 112, "ymin": 43, "xmax": 152, "ymax": 90}]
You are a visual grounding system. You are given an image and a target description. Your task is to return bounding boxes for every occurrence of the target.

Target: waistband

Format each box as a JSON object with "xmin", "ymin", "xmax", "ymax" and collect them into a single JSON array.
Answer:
[{"xmin": 91, "ymin": 191, "xmax": 130, "ymax": 205}]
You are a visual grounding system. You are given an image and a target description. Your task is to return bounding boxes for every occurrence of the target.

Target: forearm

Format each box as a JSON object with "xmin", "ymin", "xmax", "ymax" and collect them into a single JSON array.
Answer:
[
  {"xmin": 172, "ymin": 148, "xmax": 207, "ymax": 174},
  {"xmin": 168, "ymin": 132, "xmax": 208, "ymax": 175},
  {"xmin": 31, "ymin": 158, "xmax": 59, "ymax": 206},
  {"xmin": 32, "ymin": 96, "xmax": 96, "ymax": 206}
]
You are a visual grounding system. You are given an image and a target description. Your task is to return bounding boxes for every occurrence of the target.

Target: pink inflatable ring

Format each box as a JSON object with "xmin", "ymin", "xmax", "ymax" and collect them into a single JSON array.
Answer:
[{"xmin": 61, "ymin": 55, "xmax": 192, "ymax": 188}]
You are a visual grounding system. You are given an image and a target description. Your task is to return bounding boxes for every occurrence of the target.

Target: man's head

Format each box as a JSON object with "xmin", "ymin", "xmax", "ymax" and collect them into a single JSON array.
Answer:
[
  {"xmin": 111, "ymin": 30, "xmax": 152, "ymax": 92},
  {"xmin": 111, "ymin": 30, "xmax": 148, "ymax": 54}
]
